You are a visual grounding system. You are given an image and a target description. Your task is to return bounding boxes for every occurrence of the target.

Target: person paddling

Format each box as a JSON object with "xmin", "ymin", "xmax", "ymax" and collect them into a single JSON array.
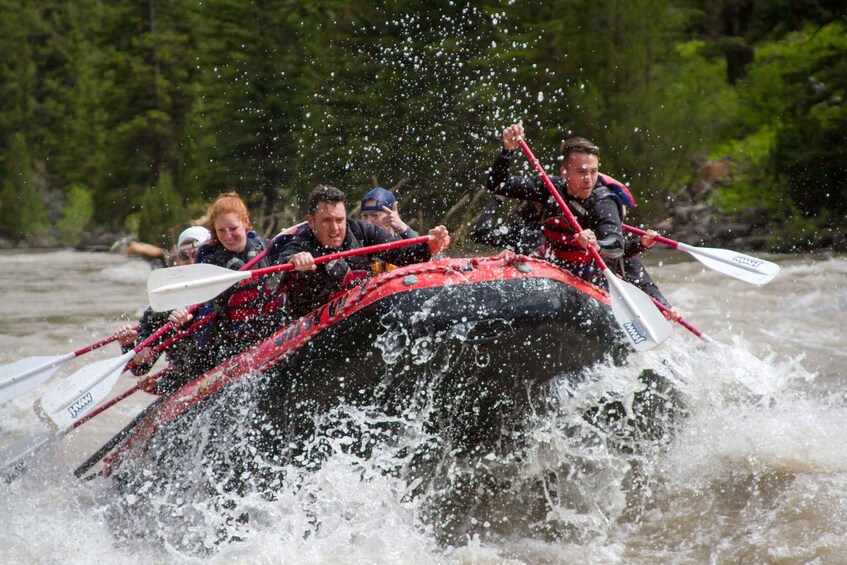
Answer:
[
  {"xmin": 115, "ymin": 226, "xmax": 211, "ymax": 394},
  {"xmin": 268, "ymin": 185, "xmax": 450, "ymax": 319},
  {"xmin": 487, "ymin": 123, "xmax": 681, "ymax": 321},
  {"xmin": 174, "ymin": 192, "xmax": 284, "ymax": 368},
  {"xmin": 488, "ymin": 122, "xmax": 624, "ymax": 287}
]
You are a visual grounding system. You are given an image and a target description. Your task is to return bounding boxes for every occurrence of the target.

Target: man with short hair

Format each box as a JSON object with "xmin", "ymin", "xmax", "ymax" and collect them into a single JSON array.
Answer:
[
  {"xmin": 487, "ymin": 122, "xmax": 624, "ymax": 287},
  {"xmin": 270, "ymin": 185, "xmax": 450, "ymax": 319}
]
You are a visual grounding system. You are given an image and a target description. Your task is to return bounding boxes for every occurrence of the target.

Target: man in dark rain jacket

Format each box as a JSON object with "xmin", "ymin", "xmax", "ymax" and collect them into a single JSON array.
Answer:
[
  {"xmin": 269, "ymin": 185, "xmax": 450, "ymax": 320},
  {"xmin": 486, "ymin": 122, "xmax": 624, "ymax": 287}
]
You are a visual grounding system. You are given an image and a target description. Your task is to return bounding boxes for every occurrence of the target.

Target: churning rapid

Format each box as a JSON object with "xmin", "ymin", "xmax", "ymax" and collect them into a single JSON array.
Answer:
[{"xmin": 1, "ymin": 249, "xmax": 846, "ymax": 564}]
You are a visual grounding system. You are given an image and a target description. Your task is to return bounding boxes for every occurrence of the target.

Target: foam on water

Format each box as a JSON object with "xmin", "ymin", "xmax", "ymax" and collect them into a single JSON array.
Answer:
[{"xmin": 3, "ymin": 253, "xmax": 847, "ymax": 564}]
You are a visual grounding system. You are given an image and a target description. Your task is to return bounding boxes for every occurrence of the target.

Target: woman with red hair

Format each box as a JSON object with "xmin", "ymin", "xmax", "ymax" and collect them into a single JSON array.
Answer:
[{"xmin": 175, "ymin": 192, "xmax": 284, "ymax": 369}]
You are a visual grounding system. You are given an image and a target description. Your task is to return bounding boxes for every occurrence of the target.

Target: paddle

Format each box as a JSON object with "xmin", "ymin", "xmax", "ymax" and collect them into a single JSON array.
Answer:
[
  {"xmin": 644, "ymin": 296, "xmax": 714, "ymax": 342},
  {"xmin": 147, "ymin": 234, "xmax": 434, "ymax": 311},
  {"xmin": 623, "ymin": 224, "xmax": 779, "ymax": 285},
  {"xmin": 31, "ymin": 227, "xmax": 297, "ymax": 430},
  {"xmin": 1, "ymin": 367, "xmax": 175, "ymax": 477},
  {"xmin": 0, "ymin": 334, "xmax": 122, "ymax": 406},
  {"xmin": 517, "ymin": 138, "xmax": 671, "ymax": 351},
  {"xmin": 35, "ymin": 314, "xmax": 190, "ymax": 430},
  {"xmin": 4, "ymin": 306, "xmax": 216, "ymax": 475},
  {"xmin": 2, "ymin": 231, "xmax": 302, "ymax": 476}
]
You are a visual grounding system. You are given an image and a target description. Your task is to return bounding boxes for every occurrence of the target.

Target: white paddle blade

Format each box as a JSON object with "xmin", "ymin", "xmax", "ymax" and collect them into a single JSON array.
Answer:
[
  {"xmin": 605, "ymin": 270, "xmax": 672, "ymax": 351},
  {"xmin": 147, "ymin": 263, "xmax": 252, "ymax": 311},
  {"xmin": 0, "ymin": 353, "xmax": 75, "ymax": 405},
  {"xmin": 37, "ymin": 352, "xmax": 133, "ymax": 430},
  {"xmin": 677, "ymin": 243, "xmax": 780, "ymax": 285}
]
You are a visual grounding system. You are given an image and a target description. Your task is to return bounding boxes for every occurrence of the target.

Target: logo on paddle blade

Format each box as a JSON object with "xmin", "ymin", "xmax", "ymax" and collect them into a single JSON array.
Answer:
[
  {"xmin": 623, "ymin": 320, "xmax": 647, "ymax": 345},
  {"xmin": 67, "ymin": 392, "xmax": 94, "ymax": 420},
  {"xmin": 732, "ymin": 255, "xmax": 763, "ymax": 268}
]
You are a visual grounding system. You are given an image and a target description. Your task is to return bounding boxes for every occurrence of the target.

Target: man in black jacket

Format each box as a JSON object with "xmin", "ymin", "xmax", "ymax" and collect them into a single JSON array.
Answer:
[
  {"xmin": 487, "ymin": 122, "xmax": 624, "ymax": 287},
  {"xmin": 270, "ymin": 185, "xmax": 450, "ymax": 319}
]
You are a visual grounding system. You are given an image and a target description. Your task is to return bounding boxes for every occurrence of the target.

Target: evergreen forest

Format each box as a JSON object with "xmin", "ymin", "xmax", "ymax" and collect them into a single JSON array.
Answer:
[{"xmin": 0, "ymin": 0, "xmax": 845, "ymax": 251}]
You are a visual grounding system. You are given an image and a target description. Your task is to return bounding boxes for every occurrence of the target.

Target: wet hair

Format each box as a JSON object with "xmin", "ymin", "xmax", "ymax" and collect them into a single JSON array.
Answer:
[
  {"xmin": 558, "ymin": 137, "xmax": 600, "ymax": 164},
  {"xmin": 307, "ymin": 185, "xmax": 346, "ymax": 215},
  {"xmin": 205, "ymin": 192, "xmax": 253, "ymax": 244}
]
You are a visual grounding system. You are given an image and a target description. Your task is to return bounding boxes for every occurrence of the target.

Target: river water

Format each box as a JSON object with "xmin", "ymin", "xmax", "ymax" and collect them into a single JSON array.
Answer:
[{"xmin": 1, "ymin": 248, "xmax": 845, "ymax": 564}]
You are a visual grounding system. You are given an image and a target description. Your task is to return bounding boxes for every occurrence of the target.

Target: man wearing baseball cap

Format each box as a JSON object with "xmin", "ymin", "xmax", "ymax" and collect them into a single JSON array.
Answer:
[{"xmin": 360, "ymin": 187, "xmax": 418, "ymax": 239}]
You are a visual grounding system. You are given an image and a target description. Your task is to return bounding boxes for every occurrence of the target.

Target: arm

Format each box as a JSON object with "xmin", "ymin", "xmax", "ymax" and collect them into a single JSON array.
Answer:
[
  {"xmin": 468, "ymin": 198, "xmax": 505, "ymax": 246},
  {"xmin": 382, "ymin": 202, "xmax": 418, "ymax": 238},
  {"xmin": 122, "ymin": 309, "xmax": 168, "ymax": 376},
  {"xmin": 470, "ymin": 198, "xmax": 543, "ymax": 254},
  {"xmin": 486, "ymin": 122, "xmax": 547, "ymax": 201},
  {"xmin": 359, "ymin": 222, "xmax": 433, "ymax": 266},
  {"xmin": 624, "ymin": 229, "xmax": 660, "ymax": 258},
  {"xmin": 486, "ymin": 149, "xmax": 547, "ymax": 201},
  {"xmin": 586, "ymin": 197, "xmax": 625, "ymax": 259}
]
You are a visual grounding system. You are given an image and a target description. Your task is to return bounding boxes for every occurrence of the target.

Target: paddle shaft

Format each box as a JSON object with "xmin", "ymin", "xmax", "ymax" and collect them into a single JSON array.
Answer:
[
  {"xmin": 240, "ymin": 235, "xmax": 433, "ymax": 280},
  {"xmin": 623, "ymin": 224, "xmax": 680, "ymax": 249},
  {"xmin": 516, "ymin": 137, "xmax": 673, "ymax": 350},
  {"xmin": 645, "ymin": 296, "xmax": 710, "ymax": 341},
  {"xmin": 517, "ymin": 139, "xmax": 611, "ymax": 270}
]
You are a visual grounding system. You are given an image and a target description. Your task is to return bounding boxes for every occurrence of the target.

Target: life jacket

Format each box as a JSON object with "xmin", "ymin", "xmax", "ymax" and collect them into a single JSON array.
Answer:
[
  {"xmin": 542, "ymin": 215, "xmax": 593, "ymax": 263},
  {"xmin": 598, "ymin": 173, "xmax": 637, "ymax": 212},
  {"xmin": 225, "ymin": 227, "xmax": 305, "ymax": 324},
  {"xmin": 196, "ymin": 234, "xmax": 280, "ymax": 326},
  {"xmin": 542, "ymin": 176, "xmax": 637, "ymax": 264}
]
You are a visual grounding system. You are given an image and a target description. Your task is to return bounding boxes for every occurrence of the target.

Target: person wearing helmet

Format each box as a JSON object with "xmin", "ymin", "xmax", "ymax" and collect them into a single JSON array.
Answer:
[
  {"xmin": 170, "ymin": 225, "xmax": 211, "ymax": 265},
  {"xmin": 115, "ymin": 225, "xmax": 211, "ymax": 394}
]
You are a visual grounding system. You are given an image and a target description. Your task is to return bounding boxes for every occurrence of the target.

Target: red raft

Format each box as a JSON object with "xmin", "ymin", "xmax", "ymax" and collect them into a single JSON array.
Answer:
[{"xmin": 101, "ymin": 252, "xmax": 630, "ymax": 477}]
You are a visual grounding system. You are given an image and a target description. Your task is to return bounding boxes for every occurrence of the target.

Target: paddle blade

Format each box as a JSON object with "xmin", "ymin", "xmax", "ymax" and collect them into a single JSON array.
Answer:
[
  {"xmin": 37, "ymin": 352, "xmax": 133, "ymax": 430},
  {"xmin": 677, "ymin": 243, "xmax": 779, "ymax": 285},
  {"xmin": 0, "ymin": 353, "xmax": 75, "ymax": 405},
  {"xmin": 147, "ymin": 263, "xmax": 251, "ymax": 311},
  {"xmin": 605, "ymin": 270, "xmax": 672, "ymax": 351}
]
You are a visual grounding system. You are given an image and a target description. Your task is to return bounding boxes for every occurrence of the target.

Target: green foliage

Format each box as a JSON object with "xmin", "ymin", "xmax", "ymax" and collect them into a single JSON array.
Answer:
[
  {"xmin": 710, "ymin": 126, "xmax": 777, "ymax": 213},
  {"xmin": 769, "ymin": 209, "xmax": 823, "ymax": 252},
  {"xmin": 56, "ymin": 183, "xmax": 94, "ymax": 246},
  {"xmin": 0, "ymin": 0, "xmax": 843, "ymax": 246},
  {"xmin": 0, "ymin": 133, "xmax": 49, "ymax": 242},
  {"xmin": 137, "ymin": 170, "xmax": 185, "ymax": 247},
  {"xmin": 767, "ymin": 23, "xmax": 847, "ymax": 218}
]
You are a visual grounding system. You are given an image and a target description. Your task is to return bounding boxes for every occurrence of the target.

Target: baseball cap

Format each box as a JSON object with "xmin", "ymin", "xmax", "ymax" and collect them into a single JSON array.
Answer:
[{"xmin": 361, "ymin": 187, "xmax": 397, "ymax": 212}]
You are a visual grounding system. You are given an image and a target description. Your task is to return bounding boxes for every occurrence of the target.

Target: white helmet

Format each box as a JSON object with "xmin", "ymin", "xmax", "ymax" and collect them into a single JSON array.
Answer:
[{"xmin": 177, "ymin": 226, "xmax": 211, "ymax": 249}]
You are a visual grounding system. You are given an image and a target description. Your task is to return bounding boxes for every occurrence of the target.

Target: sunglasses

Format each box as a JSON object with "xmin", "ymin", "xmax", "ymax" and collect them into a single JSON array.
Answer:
[{"xmin": 176, "ymin": 241, "xmax": 201, "ymax": 261}]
